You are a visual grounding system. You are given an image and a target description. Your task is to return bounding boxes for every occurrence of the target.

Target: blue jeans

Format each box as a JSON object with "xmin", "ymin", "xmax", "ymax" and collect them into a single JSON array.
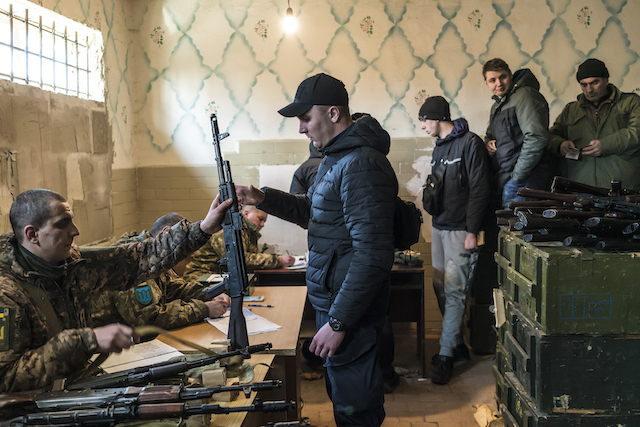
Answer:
[{"xmin": 317, "ymin": 311, "xmax": 385, "ymax": 426}]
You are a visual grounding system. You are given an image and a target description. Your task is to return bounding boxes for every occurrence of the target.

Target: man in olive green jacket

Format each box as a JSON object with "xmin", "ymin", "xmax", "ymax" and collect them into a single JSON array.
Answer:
[{"xmin": 549, "ymin": 58, "xmax": 640, "ymax": 191}]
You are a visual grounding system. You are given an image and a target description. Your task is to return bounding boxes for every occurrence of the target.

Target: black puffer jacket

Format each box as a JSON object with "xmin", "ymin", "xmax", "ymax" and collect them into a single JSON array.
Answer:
[
  {"xmin": 431, "ymin": 118, "xmax": 491, "ymax": 234},
  {"xmin": 259, "ymin": 115, "xmax": 397, "ymax": 328}
]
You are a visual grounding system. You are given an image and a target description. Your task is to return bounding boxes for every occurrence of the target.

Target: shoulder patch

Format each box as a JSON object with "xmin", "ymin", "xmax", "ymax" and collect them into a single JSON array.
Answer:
[
  {"xmin": 0, "ymin": 307, "xmax": 14, "ymax": 351},
  {"xmin": 135, "ymin": 286, "xmax": 153, "ymax": 306}
]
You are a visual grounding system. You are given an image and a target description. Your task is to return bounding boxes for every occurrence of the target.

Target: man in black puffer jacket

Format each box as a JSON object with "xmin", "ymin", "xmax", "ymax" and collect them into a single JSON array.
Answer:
[
  {"xmin": 237, "ymin": 73, "xmax": 397, "ymax": 427},
  {"xmin": 419, "ymin": 96, "xmax": 491, "ymax": 385}
]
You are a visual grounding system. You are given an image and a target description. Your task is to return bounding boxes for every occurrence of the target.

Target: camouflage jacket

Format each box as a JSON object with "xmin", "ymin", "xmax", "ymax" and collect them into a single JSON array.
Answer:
[
  {"xmin": 0, "ymin": 220, "xmax": 210, "ymax": 392},
  {"xmin": 183, "ymin": 217, "xmax": 279, "ymax": 283},
  {"xmin": 91, "ymin": 268, "xmax": 209, "ymax": 330}
]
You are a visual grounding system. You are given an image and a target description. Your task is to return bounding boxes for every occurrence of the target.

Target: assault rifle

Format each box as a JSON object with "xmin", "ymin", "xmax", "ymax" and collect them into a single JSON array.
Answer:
[
  {"xmin": 1, "ymin": 380, "xmax": 281, "ymax": 413},
  {"xmin": 67, "ymin": 343, "xmax": 271, "ymax": 390},
  {"xmin": 209, "ymin": 113, "xmax": 250, "ymax": 350},
  {"xmin": 1, "ymin": 399, "xmax": 295, "ymax": 426}
]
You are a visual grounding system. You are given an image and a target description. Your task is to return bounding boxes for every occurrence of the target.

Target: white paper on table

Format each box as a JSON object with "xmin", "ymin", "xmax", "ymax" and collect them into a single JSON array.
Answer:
[
  {"xmin": 286, "ymin": 254, "xmax": 308, "ymax": 270},
  {"xmin": 98, "ymin": 339, "xmax": 183, "ymax": 373},
  {"xmin": 206, "ymin": 307, "xmax": 281, "ymax": 335}
]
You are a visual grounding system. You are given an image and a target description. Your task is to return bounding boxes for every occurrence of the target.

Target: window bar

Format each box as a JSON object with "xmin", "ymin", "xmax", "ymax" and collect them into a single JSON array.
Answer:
[
  {"xmin": 52, "ymin": 21, "xmax": 55, "ymax": 91},
  {"xmin": 75, "ymin": 31, "xmax": 79, "ymax": 97},
  {"xmin": 86, "ymin": 35, "xmax": 89, "ymax": 99},
  {"xmin": 24, "ymin": 8, "xmax": 28, "ymax": 85},
  {"xmin": 64, "ymin": 26, "xmax": 68, "ymax": 94},
  {"xmin": 39, "ymin": 15, "xmax": 43, "ymax": 89},
  {"xmin": 9, "ymin": 4, "xmax": 13, "ymax": 81}
]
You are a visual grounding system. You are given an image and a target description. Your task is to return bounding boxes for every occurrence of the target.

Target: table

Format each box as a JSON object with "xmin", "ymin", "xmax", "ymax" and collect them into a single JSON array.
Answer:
[
  {"xmin": 254, "ymin": 264, "xmax": 426, "ymax": 377},
  {"xmin": 158, "ymin": 286, "xmax": 307, "ymax": 422}
]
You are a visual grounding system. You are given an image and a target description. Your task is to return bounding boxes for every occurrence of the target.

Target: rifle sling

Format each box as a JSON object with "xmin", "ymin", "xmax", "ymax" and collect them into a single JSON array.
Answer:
[{"xmin": 20, "ymin": 281, "xmax": 63, "ymax": 336}]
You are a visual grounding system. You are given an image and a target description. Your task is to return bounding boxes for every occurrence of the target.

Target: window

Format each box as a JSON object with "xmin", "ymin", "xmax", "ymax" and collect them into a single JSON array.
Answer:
[{"xmin": 0, "ymin": 0, "xmax": 103, "ymax": 101}]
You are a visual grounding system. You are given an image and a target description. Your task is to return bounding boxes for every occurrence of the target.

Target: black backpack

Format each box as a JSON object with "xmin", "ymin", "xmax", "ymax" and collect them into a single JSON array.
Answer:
[{"xmin": 394, "ymin": 197, "xmax": 423, "ymax": 250}]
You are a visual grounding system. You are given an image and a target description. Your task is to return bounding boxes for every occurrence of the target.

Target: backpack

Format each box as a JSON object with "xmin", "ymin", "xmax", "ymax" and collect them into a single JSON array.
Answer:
[{"xmin": 394, "ymin": 197, "xmax": 423, "ymax": 250}]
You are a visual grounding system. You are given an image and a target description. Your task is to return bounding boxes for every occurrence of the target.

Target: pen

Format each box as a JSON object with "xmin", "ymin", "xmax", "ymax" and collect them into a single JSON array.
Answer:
[{"xmin": 248, "ymin": 304, "xmax": 274, "ymax": 308}]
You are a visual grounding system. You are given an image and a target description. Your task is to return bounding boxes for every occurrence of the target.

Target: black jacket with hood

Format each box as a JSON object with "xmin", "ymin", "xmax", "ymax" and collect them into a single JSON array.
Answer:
[
  {"xmin": 259, "ymin": 114, "xmax": 397, "ymax": 328},
  {"xmin": 432, "ymin": 118, "xmax": 491, "ymax": 234}
]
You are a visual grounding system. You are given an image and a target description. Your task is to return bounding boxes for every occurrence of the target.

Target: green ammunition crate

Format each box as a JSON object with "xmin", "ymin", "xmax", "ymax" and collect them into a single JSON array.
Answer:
[
  {"xmin": 501, "ymin": 301, "xmax": 640, "ymax": 415},
  {"xmin": 501, "ymin": 372, "xmax": 640, "ymax": 427},
  {"xmin": 496, "ymin": 230, "xmax": 640, "ymax": 334}
]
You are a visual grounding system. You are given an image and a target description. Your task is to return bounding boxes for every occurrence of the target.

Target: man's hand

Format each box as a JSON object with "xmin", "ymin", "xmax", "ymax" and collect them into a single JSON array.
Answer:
[
  {"xmin": 235, "ymin": 185, "xmax": 266, "ymax": 207},
  {"xmin": 200, "ymin": 194, "xmax": 233, "ymax": 235},
  {"xmin": 582, "ymin": 140, "xmax": 603, "ymax": 157},
  {"xmin": 560, "ymin": 140, "xmax": 577, "ymax": 156},
  {"xmin": 486, "ymin": 140, "xmax": 497, "ymax": 156},
  {"xmin": 279, "ymin": 254, "xmax": 295, "ymax": 268},
  {"xmin": 464, "ymin": 233, "xmax": 478, "ymax": 251},
  {"xmin": 94, "ymin": 323, "xmax": 137, "ymax": 353},
  {"xmin": 309, "ymin": 322, "xmax": 345, "ymax": 358},
  {"xmin": 206, "ymin": 298, "xmax": 230, "ymax": 318}
]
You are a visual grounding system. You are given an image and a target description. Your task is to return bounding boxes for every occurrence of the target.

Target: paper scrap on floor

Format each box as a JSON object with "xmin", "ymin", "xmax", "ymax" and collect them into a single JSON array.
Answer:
[
  {"xmin": 207, "ymin": 307, "xmax": 281, "ymax": 335},
  {"xmin": 97, "ymin": 339, "xmax": 183, "ymax": 373},
  {"xmin": 287, "ymin": 255, "xmax": 307, "ymax": 270}
]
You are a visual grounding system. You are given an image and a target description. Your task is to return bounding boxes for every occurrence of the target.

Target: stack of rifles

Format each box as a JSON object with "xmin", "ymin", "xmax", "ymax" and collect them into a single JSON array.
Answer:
[
  {"xmin": 497, "ymin": 176, "xmax": 640, "ymax": 251},
  {"xmin": 0, "ymin": 343, "xmax": 305, "ymax": 427}
]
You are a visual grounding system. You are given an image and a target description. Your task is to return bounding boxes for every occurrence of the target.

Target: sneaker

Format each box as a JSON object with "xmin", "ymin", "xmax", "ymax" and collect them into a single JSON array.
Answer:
[{"xmin": 431, "ymin": 355, "xmax": 454, "ymax": 385}]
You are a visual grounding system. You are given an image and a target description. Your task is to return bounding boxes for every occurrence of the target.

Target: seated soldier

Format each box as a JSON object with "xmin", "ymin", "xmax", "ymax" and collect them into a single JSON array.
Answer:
[
  {"xmin": 92, "ymin": 213, "xmax": 231, "ymax": 330},
  {"xmin": 0, "ymin": 188, "xmax": 229, "ymax": 392},
  {"xmin": 183, "ymin": 205, "xmax": 295, "ymax": 282}
]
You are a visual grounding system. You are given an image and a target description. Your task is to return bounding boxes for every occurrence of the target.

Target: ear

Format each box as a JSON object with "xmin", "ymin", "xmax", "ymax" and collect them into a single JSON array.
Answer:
[
  {"xmin": 24, "ymin": 225, "xmax": 38, "ymax": 244},
  {"xmin": 328, "ymin": 106, "xmax": 341, "ymax": 123},
  {"xmin": 161, "ymin": 225, "xmax": 171, "ymax": 233}
]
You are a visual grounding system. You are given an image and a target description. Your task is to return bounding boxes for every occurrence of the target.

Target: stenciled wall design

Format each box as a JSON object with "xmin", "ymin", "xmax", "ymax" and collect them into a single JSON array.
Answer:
[{"xmin": 27, "ymin": 0, "xmax": 640, "ymax": 170}]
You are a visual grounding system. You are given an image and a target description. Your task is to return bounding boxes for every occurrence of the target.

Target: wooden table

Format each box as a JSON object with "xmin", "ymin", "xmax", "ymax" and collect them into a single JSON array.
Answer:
[
  {"xmin": 254, "ymin": 264, "xmax": 427, "ymax": 377},
  {"xmin": 159, "ymin": 286, "xmax": 307, "ymax": 422}
]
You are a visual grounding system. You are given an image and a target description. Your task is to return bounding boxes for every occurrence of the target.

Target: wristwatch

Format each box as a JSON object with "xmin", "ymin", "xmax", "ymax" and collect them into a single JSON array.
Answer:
[{"xmin": 329, "ymin": 317, "xmax": 346, "ymax": 332}]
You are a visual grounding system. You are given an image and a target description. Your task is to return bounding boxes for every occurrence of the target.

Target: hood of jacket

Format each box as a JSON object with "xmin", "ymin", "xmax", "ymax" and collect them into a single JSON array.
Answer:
[
  {"xmin": 436, "ymin": 118, "xmax": 469, "ymax": 146},
  {"xmin": 321, "ymin": 114, "xmax": 391, "ymax": 157},
  {"xmin": 492, "ymin": 68, "xmax": 541, "ymax": 104}
]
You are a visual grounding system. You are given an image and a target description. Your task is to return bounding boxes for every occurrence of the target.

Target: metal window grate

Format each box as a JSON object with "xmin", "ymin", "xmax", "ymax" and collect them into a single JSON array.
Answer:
[{"xmin": 0, "ymin": 1, "xmax": 103, "ymax": 101}]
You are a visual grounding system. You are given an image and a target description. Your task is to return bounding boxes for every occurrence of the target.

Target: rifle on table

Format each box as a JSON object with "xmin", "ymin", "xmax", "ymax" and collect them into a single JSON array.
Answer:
[
  {"xmin": 2, "ymin": 381, "xmax": 281, "ymax": 413},
  {"xmin": 1, "ymin": 399, "xmax": 295, "ymax": 427},
  {"xmin": 209, "ymin": 113, "xmax": 250, "ymax": 350},
  {"xmin": 67, "ymin": 343, "xmax": 271, "ymax": 390}
]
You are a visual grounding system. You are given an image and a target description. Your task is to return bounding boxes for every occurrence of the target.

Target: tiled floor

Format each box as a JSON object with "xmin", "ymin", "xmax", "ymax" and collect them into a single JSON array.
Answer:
[{"xmin": 299, "ymin": 329, "xmax": 498, "ymax": 427}]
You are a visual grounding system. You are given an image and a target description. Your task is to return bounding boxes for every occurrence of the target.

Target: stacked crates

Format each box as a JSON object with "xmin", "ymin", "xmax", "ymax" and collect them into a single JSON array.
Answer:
[{"xmin": 494, "ymin": 230, "xmax": 640, "ymax": 426}]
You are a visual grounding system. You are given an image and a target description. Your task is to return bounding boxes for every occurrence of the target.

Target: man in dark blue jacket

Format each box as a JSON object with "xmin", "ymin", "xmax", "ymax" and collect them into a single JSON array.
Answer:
[
  {"xmin": 237, "ymin": 73, "xmax": 397, "ymax": 426},
  {"xmin": 419, "ymin": 96, "xmax": 491, "ymax": 384}
]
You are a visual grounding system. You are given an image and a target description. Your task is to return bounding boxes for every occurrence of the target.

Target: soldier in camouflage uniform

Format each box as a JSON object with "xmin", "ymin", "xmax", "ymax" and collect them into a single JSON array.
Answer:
[
  {"xmin": 0, "ymin": 188, "xmax": 230, "ymax": 392},
  {"xmin": 183, "ymin": 206, "xmax": 294, "ymax": 282},
  {"xmin": 91, "ymin": 213, "xmax": 231, "ymax": 330}
]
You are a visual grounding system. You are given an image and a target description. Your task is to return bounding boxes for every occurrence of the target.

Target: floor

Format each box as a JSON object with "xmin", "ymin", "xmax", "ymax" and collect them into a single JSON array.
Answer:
[{"xmin": 298, "ymin": 326, "xmax": 499, "ymax": 427}]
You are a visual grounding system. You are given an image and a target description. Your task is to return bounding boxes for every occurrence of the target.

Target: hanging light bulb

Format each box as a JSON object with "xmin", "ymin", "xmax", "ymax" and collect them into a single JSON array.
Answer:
[{"xmin": 282, "ymin": 0, "xmax": 297, "ymax": 34}]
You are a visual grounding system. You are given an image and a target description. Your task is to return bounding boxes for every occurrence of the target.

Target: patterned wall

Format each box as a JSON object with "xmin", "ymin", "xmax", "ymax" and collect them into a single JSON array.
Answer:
[{"xmin": 28, "ymin": 0, "xmax": 640, "ymax": 170}]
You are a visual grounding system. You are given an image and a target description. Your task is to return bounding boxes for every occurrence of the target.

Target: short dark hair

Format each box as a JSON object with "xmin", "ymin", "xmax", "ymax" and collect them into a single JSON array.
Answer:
[
  {"xmin": 10, "ymin": 189, "xmax": 67, "ymax": 243},
  {"xmin": 483, "ymin": 58, "xmax": 512, "ymax": 78},
  {"xmin": 149, "ymin": 212, "xmax": 185, "ymax": 238}
]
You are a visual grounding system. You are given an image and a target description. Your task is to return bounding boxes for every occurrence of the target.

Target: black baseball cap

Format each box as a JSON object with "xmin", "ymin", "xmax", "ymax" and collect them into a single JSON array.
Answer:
[{"xmin": 278, "ymin": 73, "xmax": 349, "ymax": 117}]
